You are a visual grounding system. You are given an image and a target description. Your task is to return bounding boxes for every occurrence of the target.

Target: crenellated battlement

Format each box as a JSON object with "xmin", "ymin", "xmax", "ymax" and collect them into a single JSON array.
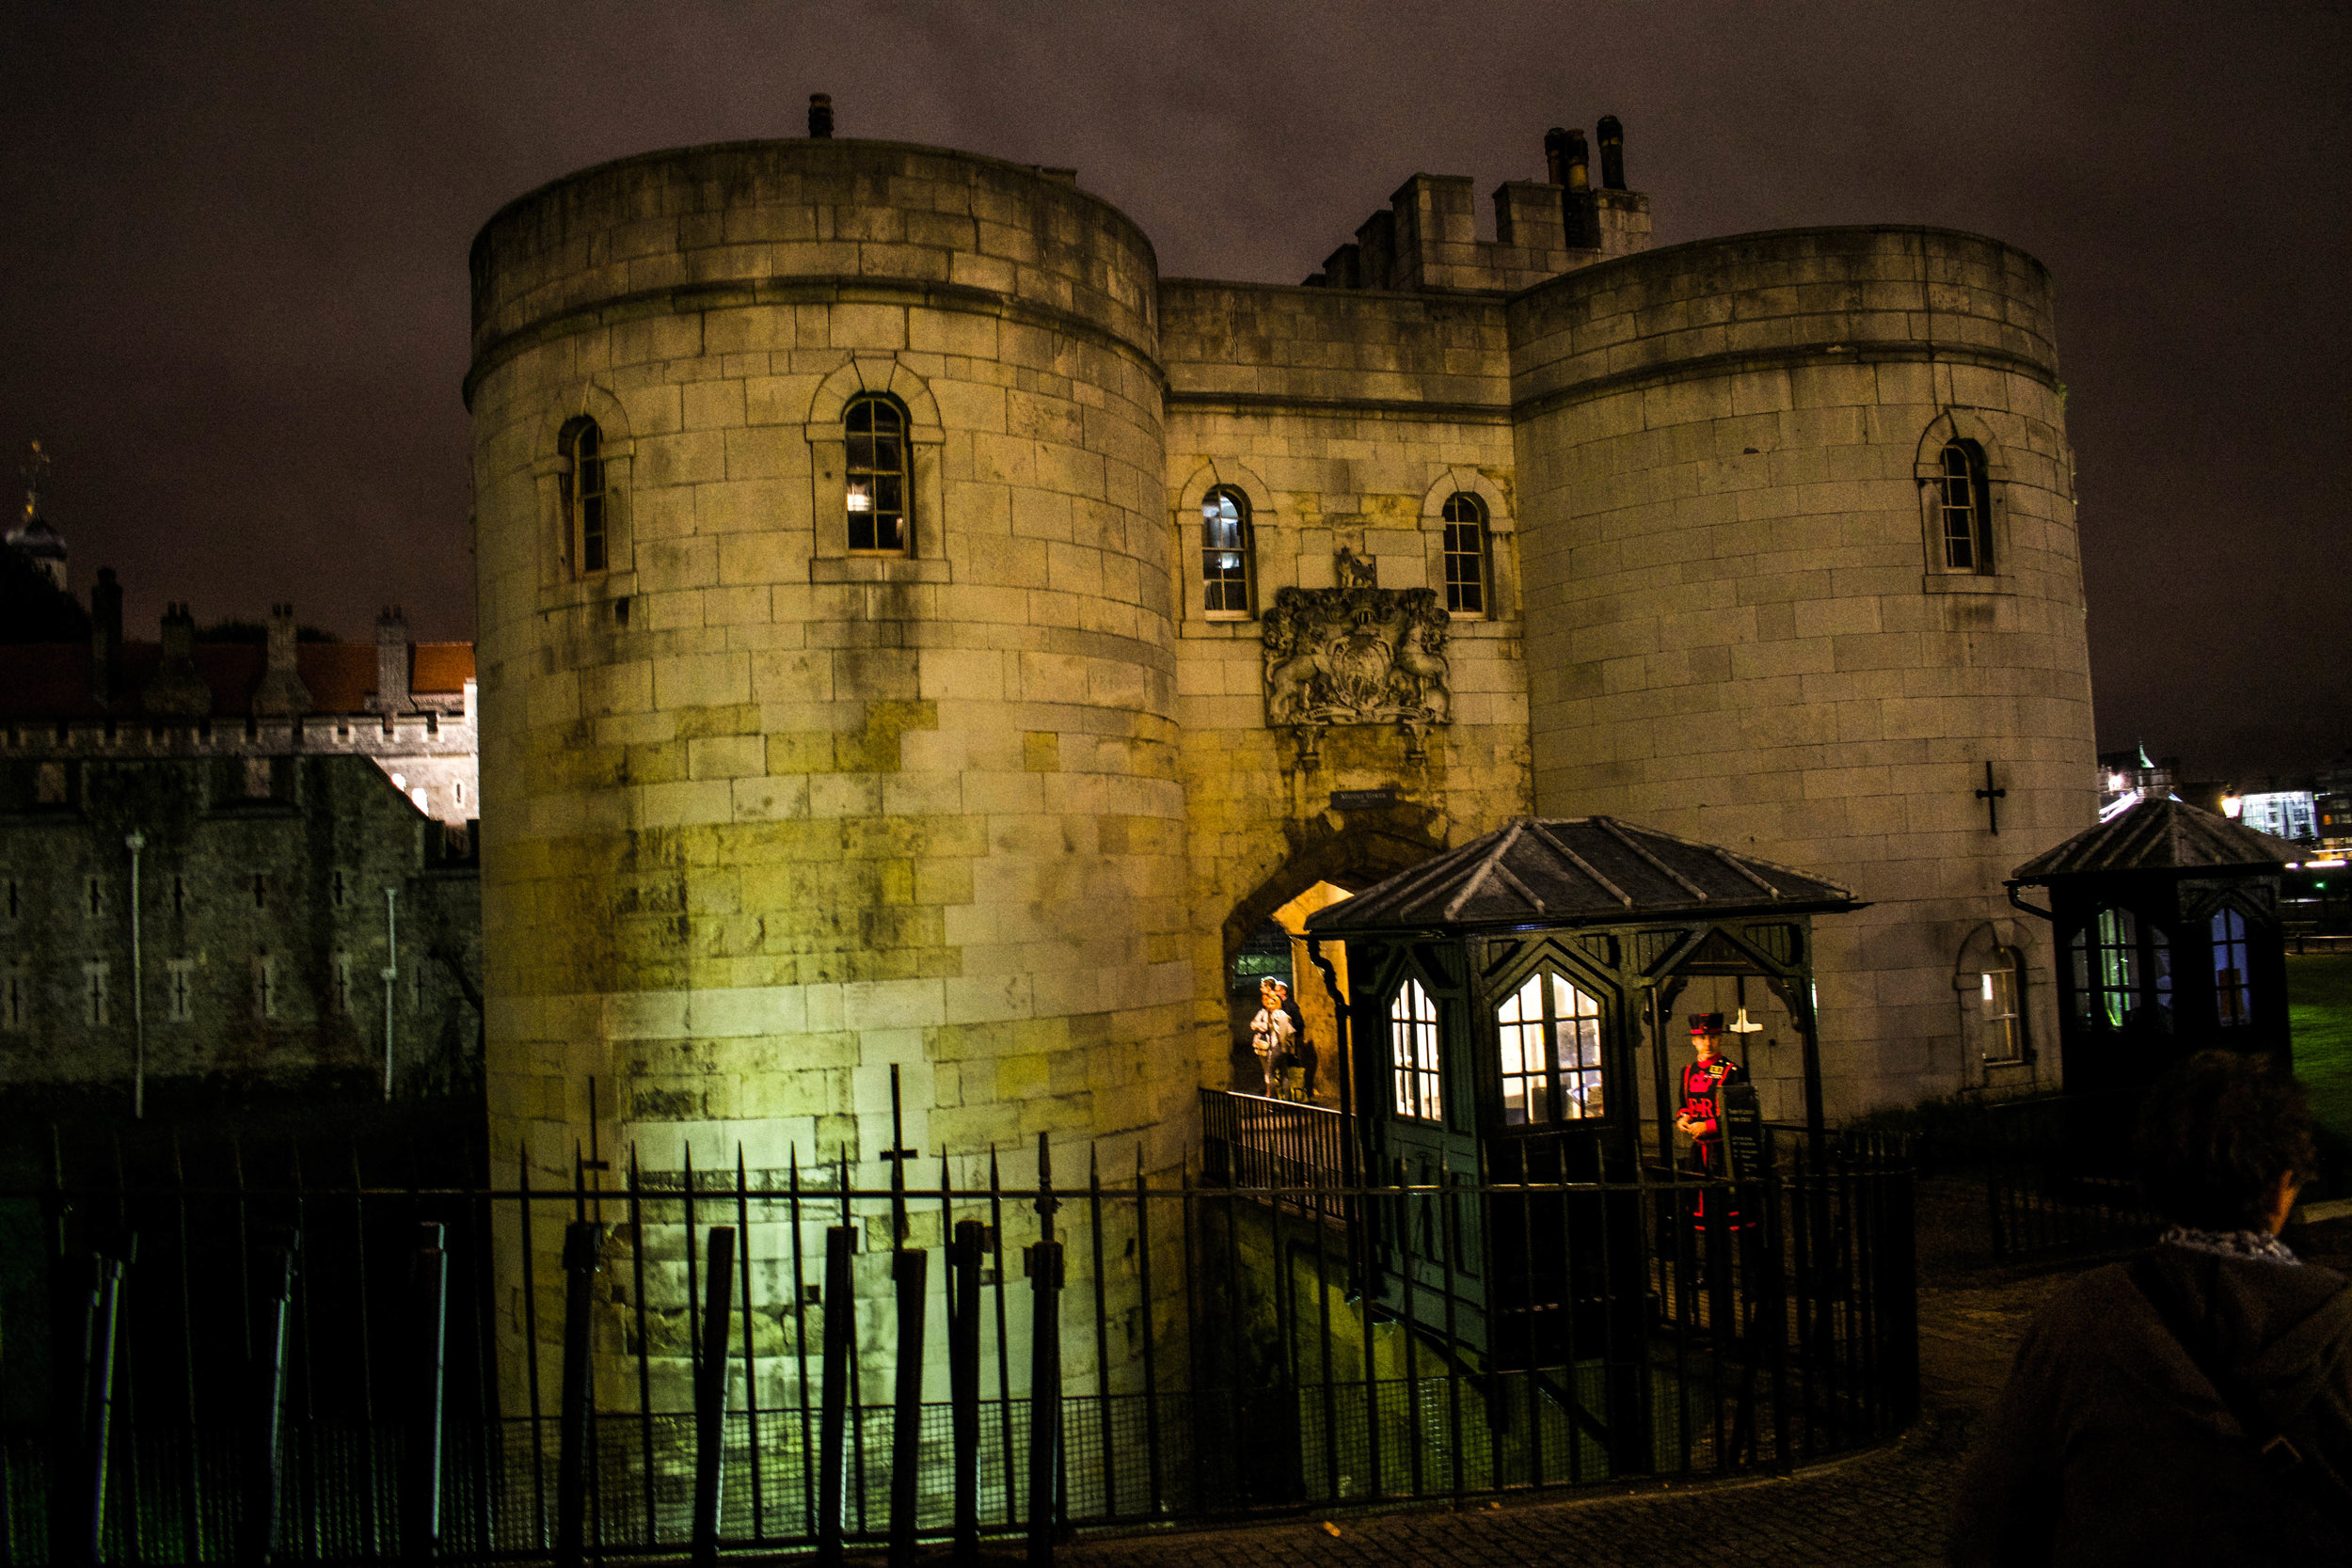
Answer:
[
  {"xmin": 1303, "ymin": 122, "xmax": 1652, "ymax": 295},
  {"xmin": 0, "ymin": 706, "xmax": 476, "ymax": 759}
]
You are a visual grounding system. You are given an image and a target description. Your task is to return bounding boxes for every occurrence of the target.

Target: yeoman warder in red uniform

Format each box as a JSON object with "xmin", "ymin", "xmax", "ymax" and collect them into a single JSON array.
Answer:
[{"xmin": 1675, "ymin": 1012, "xmax": 1749, "ymax": 1235}]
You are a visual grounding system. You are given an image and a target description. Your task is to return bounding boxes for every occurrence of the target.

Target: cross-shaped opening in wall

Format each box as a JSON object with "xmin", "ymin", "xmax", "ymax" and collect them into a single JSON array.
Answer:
[{"xmin": 1975, "ymin": 762, "xmax": 2008, "ymax": 834}]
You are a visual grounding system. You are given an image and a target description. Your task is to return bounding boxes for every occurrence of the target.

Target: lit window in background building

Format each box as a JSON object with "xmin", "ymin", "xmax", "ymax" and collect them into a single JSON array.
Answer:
[{"xmin": 2239, "ymin": 791, "xmax": 2318, "ymax": 842}]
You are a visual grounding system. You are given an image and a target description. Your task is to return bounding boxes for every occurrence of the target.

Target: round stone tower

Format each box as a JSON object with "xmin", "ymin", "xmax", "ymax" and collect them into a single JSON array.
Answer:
[
  {"xmin": 1510, "ymin": 227, "xmax": 2096, "ymax": 1113},
  {"xmin": 466, "ymin": 135, "xmax": 1189, "ymax": 1205}
]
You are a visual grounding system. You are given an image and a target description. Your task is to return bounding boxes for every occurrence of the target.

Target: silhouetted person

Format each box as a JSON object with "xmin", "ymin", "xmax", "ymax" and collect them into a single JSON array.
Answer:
[{"xmin": 1949, "ymin": 1050, "xmax": 2352, "ymax": 1565}]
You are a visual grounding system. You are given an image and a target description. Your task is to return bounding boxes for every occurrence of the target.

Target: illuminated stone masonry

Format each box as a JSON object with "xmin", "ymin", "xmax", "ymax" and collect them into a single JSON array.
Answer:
[{"xmin": 465, "ymin": 116, "xmax": 2094, "ymax": 1400}]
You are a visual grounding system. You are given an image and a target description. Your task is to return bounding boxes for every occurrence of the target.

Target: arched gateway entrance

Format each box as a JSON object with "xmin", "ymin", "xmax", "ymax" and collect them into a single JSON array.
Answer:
[{"xmin": 1218, "ymin": 815, "xmax": 1449, "ymax": 1099}]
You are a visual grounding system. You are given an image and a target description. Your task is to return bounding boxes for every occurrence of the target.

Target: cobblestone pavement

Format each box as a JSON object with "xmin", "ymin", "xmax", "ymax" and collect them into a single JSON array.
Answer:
[
  {"xmin": 1042, "ymin": 1283, "xmax": 2060, "ymax": 1568},
  {"xmin": 833, "ymin": 1196, "xmax": 2352, "ymax": 1566}
]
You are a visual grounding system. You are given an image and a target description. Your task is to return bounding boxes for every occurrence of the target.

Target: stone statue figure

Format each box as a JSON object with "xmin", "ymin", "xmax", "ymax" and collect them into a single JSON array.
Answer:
[{"xmin": 1262, "ymin": 584, "xmax": 1452, "ymax": 727}]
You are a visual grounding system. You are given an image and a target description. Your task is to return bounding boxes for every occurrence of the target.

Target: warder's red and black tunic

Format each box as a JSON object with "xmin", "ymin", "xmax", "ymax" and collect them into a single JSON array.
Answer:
[
  {"xmin": 1679, "ymin": 1055, "xmax": 1743, "ymax": 1153},
  {"xmin": 1680, "ymin": 1053, "xmax": 1750, "ymax": 1232}
]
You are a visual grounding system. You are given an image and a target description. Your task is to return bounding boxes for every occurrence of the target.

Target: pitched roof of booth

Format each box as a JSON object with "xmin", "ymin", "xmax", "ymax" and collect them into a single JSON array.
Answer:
[
  {"xmin": 2010, "ymin": 797, "xmax": 2297, "ymax": 882},
  {"xmin": 1303, "ymin": 816, "xmax": 1861, "ymax": 936}
]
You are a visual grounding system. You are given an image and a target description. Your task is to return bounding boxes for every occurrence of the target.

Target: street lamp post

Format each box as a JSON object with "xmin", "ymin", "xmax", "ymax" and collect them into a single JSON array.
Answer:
[
  {"xmin": 126, "ymin": 831, "xmax": 146, "ymax": 1118},
  {"xmin": 383, "ymin": 885, "xmax": 400, "ymax": 1101}
]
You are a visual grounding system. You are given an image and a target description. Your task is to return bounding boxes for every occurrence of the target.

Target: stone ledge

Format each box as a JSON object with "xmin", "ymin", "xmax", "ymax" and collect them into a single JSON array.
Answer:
[{"xmin": 811, "ymin": 557, "xmax": 952, "ymax": 585}]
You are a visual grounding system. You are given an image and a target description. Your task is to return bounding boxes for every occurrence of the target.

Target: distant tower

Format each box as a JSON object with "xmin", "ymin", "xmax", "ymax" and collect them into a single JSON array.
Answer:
[{"xmin": 7, "ymin": 440, "xmax": 69, "ymax": 591}]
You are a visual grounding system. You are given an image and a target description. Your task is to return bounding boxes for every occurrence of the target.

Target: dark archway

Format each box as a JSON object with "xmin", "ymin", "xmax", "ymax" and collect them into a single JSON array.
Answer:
[{"xmin": 1215, "ymin": 807, "xmax": 1451, "ymax": 1092}]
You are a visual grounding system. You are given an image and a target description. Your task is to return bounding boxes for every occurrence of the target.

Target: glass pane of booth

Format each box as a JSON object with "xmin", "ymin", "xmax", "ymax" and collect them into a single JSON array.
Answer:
[
  {"xmin": 1551, "ymin": 973, "xmax": 1604, "ymax": 1117},
  {"xmin": 1390, "ymin": 980, "xmax": 1442, "ymax": 1121},
  {"xmin": 2213, "ymin": 908, "xmax": 2252, "ymax": 1025},
  {"xmin": 1497, "ymin": 974, "xmax": 1548, "ymax": 1124},
  {"xmin": 2076, "ymin": 908, "xmax": 2174, "ymax": 1029},
  {"xmin": 1495, "ymin": 970, "xmax": 1604, "ymax": 1125}
]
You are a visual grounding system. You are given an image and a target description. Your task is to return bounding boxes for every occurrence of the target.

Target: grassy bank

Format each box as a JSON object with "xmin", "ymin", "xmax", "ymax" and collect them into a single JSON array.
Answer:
[{"xmin": 2290, "ymin": 952, "xmax": 2352, "ymax": 1145}]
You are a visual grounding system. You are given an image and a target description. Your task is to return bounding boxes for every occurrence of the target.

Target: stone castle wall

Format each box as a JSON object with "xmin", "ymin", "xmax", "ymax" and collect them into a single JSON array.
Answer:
[
  {"xmin": 0, "ymin": 752, "xmax": 479, "ymax": 1094},
  {"xmin": 469, "ymin": 144, "xmax": 2100, "ymax": 1161},
  {"xmin": 1158, "ymin": 281, "xmax": 1534, "ymax": 1089},
  {"xmin": 1510, "ymin": 227, "xmax": 2093, "ymax": 1112},
  {"xmin": 469, "ymin": 137, "xmax": 1213, "ymax": 1412},
  {"xmin": 471, "ymin": 140, "xmax": 1193, "ymax": 1199},
  {"xmin": 465, "ymin": 139, "xmax": 2100, "ymax": 1410}
]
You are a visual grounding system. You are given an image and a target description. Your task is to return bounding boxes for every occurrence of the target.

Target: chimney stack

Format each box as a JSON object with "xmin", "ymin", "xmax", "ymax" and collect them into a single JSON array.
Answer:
[
  {"xmin": 89, "ymin": 566, "xmax": 122, "ymax": 708},
  {"xmin": 251, "ymin": 601, "xmax": 312, "ymax": 718},
  {"xmin": 1554, "ymin": 127, "xmax": 1593, "ymax": 247},
  {"xmin": 373, "ymin": 605, "xmax": 412, "ymax": 715},
  {"xmin": 808, "ymin": 93, "xmax": 834, "ymax": 138},
  {"xmin": 1597, "ymin": 115, "xmax": 1626, "ymax": 190},
  {"xmin": 144, "ymin": 602, "xmax": 212, "ymax": 718}
]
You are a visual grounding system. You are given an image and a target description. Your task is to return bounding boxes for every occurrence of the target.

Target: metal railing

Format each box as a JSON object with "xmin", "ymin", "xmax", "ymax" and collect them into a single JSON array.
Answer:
[
  {"xmin": 1198, "ymin": 1089, "xmax": 1351, "ymax": 1222},
  {"xmin": 1975, "ymin": 1096, "xmax": 2160, "ymax": 1259},
  {"xmin": 0, "ymin": 1118, "xmax": 1917, "ymax": 1564}
]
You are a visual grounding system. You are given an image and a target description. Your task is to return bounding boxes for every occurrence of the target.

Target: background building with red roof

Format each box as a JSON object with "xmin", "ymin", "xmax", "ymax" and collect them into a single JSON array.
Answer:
[{"xmin": 0, "ymin": 563, "xmax": 482, "ymax": 1111}]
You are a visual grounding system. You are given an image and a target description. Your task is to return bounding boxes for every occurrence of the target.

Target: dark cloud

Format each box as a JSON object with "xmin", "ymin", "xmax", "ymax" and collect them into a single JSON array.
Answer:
[{"xmin": 2, "ymin": 1, "xmax": 2344, "ymax": 777}]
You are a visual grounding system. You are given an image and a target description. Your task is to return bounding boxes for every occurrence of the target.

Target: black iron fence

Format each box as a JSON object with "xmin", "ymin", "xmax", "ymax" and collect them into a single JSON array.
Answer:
[
  {"xmin": 0, "ymin": 1117, "xmax": 1916, "ymax": 1564},
  {"xmin": 1973, "ymin": 1096, "xmax": 2160, "ymax": 1260}
]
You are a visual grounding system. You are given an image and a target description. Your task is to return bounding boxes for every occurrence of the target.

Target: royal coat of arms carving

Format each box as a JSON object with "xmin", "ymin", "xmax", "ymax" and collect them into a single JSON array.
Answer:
[{"xmin": 1261, "ymin": 584, "xmax": 1453, "ymax": 727}]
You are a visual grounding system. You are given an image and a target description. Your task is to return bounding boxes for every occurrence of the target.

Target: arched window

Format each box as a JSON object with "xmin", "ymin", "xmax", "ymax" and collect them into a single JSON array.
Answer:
[
  {"xmin": 1440, "ymin": 493, "xmax": 1488, "ymax": 615},
  {"xmin": 846, "ymin": 396, "xmax": 910, "ymax": 554},
  {"xmin": 1201, "ymin": 487, "xmax": 1253, "ymax": 616},
  {"xmin": 2070, "ymin": 907, "xmax": 2171, "ymax": 1029},
  {"xmin": 2212, "ymin": 908, "xmax": 2253, "ymax": 1026},
  {"xmin": 1938, "ymin": 438, "xmax": 1991, "ymax": 573},
  {"xmin": 1389, "ymin": 979, "xmax": 1442, "ymax": 1121},
  {"xmin": 1979, "ymin": 947, "xmax": 2025, "ymax": 1063},
  {"xmin": 1494, "ymin": 969, "xmax": 1604, "ymax": 1124},
  {"xmin": 559, "ymin": 418, "xmax": 607, "ymax": 574}
]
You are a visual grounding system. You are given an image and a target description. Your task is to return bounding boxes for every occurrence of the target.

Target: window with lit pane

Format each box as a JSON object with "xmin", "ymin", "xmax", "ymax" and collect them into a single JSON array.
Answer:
[
  {"xmin": 1493, "ymin": 970, "xmax": 1604, "ymax": 1125},
  {"xmin": 559, "ymin": 417, "xmax": 607, "ymax": 574},
  {"xmin": 846, "ymin": 396, "xmax": 910, "ymax": 554},
  {"xmin": 2213, "ymin": 908, "xmax": 2253, "ymax": 1026},
  {"xmin": 1390, "ymin": 979, "xmax": 1442, "ymax": 1121},
  {"xmin": 1440, "ymin": 493, "xmax": 1488, "ymax": 614},
  {"xmin": 2070, "ymin": 907, "xmax": 2171, "ymax": 1028},
  {"xmin": 1981, "ymin": 947, "xmax": 2024, "ymax": 1063},
  {"xmin": 1938, "ymin": 438, "xmax": 1991, "ymax": 573},
  {"xmin": 1201, "ymin": 487, "xmax": 1252, "ymax": 615}
]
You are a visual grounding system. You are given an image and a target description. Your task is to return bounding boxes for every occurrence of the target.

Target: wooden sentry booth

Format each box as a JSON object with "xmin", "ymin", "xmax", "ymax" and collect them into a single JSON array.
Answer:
[
  {"xmin": 1303, "ymin": 816, "xmax": 1863, "ymax": 1377},
  {"xmin": 2008, "ymin": 797, "xmax": 2296, "ymax": 1098}
]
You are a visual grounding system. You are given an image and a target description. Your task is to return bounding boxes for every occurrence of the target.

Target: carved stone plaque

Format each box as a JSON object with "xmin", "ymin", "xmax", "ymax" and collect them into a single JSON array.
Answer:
[{"xmin": 1261, "ymin": 585, "xmax": 1452, "ymax": 727}]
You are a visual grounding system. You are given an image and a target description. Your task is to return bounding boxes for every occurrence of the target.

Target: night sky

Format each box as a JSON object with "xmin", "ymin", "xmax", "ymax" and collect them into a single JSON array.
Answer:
[{"xmin": 2, "ymin": 3, "xmax": 2344, "ymax": 779}]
